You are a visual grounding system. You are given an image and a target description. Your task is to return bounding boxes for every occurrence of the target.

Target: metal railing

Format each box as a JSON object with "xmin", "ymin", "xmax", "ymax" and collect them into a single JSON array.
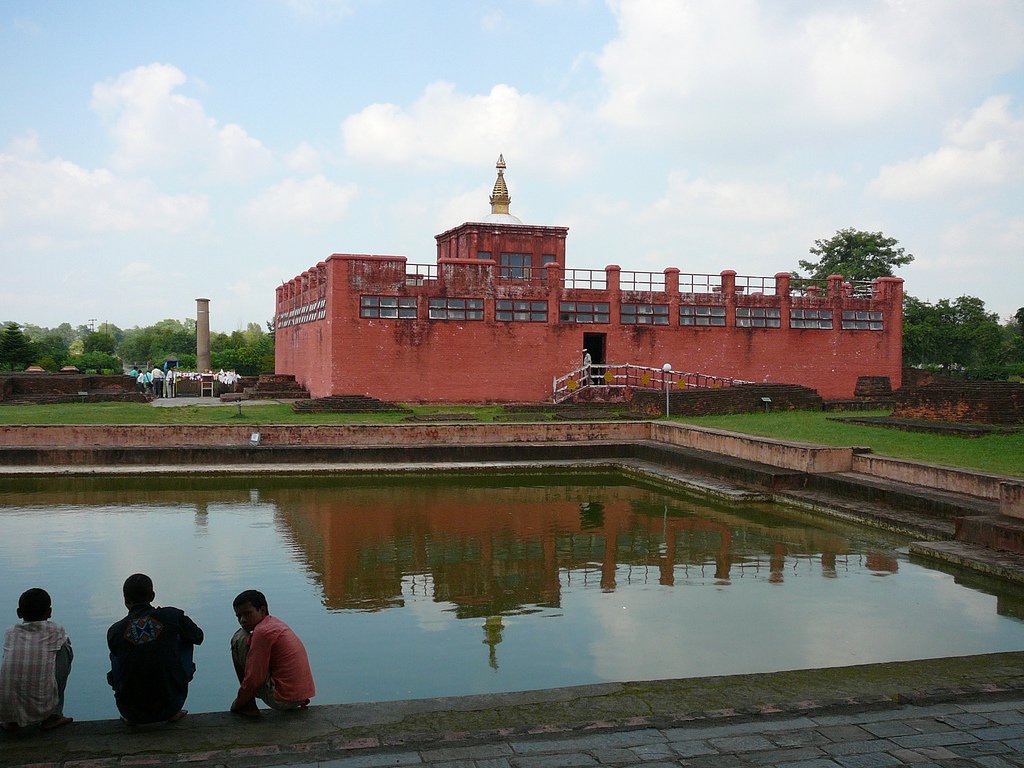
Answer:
[
  {"xmin": 734, "ymin": 274, "xmax": 775, "ymax": 295},
  {"xmin": 677, "ymin": 273, "xmax": 719, "ymax": 295},
  {"xmin": 619, "ymin": 271, "xmax": 666, "ymax": 292},
  {"xmin": 562, "ymin": 269, "xmax": 607, "ymax": 290},
  {"xmin": 404, "ymin": 263, "xmax": 438, "ymax": 286},
  {"xmin": 552, "ymin": 363, "xmax": 752, "ymax": 403}
]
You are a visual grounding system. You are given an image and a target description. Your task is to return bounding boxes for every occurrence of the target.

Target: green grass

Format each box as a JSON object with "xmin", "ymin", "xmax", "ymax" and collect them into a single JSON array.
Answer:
[
  {"xmin": 673, "ymin": 410, "xmax": 1024, "ymax": 478},
  {"xmin": 1, "ymin": 402, "xmax": 1020, "ymax": 478},
  {"xmin": 0, "ymin": 401, "xmax": 506, "ymax": 425}
]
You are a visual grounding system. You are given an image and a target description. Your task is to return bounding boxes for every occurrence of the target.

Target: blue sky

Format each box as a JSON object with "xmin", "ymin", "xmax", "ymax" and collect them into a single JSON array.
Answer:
[{"xmin": 2, "ymin": 0, "xmax": 1022, "ymax": 332}]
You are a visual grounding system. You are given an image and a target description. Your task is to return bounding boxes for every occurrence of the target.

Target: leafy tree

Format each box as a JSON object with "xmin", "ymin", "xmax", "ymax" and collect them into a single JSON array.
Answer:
[
  {"xmin": 903, "ymin": 295, "xmax": 1004, "ymax": 374},
  {"xmin": 84, "ymin": 331, "xmax": 117, "ymax": 354},
  {"xmin": 0, "ymin": 322, "xmax": 36, "ymax": 371},
  {"xmin": 69, "ymin": 351, "xmax": 121, "ymax": 373},
  {"xmin": 33, "ymin": 332, "xmax": 71, "ymax": 370},
  {"xmin": 799, "ymin": 228, "xmax": 914, "ymax": 281}
]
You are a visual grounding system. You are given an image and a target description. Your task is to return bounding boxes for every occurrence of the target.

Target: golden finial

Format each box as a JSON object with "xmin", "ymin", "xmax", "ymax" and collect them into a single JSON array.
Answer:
[{"xmin": 489, "ymin": 154, "xmax": 511, "ymax": 215}]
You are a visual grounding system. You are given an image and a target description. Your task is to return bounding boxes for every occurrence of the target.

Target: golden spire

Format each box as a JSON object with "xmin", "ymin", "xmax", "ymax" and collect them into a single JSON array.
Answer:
[{"xmin": 489, "ymin": 154, "xmax": 511, "ymax": 215}]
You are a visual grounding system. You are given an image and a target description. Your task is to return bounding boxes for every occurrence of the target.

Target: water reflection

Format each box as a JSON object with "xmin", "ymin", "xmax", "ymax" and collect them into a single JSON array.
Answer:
[{"xmin": 260, "ymin": 478, "xmax": 900, "ymax": 617}]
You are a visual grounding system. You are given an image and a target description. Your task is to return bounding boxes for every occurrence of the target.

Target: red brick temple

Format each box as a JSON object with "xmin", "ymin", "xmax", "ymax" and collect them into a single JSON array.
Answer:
[{"xmin": 275, "ymin": 157, "xmax": 903, "ymax": 402}]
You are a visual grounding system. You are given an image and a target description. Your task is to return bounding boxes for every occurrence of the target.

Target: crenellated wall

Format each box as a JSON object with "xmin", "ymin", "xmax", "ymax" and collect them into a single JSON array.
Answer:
[{"xmin": 275, "ymin": 251, "xmax": 903, "ymax": 402}]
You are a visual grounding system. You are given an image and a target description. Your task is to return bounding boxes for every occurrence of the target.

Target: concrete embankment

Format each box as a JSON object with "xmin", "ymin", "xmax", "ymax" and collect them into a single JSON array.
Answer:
[{"xmin": 3, "ymin": 652, "xmax": 1024, "ymax": 768}]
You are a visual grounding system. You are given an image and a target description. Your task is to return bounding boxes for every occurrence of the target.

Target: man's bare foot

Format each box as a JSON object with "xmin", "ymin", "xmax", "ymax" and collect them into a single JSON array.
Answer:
[
  {"xmin": 167, "ymin": 710, "xmax": 187, "ymax": 723},
  {"xmin": 41, "ymin": 715, "xmax": 73, "ymax": 731},
  {"xmin": 231, "ymin": 700, "xmax": 260, "ymax": 718},
  {"xmin": 1, "ymin": 722, "xmax": 19, "ymax": 733}
]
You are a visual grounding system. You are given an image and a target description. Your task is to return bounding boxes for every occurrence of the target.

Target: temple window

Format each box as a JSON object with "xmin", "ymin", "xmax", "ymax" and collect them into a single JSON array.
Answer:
[
  {"xmin": 559, "ymin": 302, "xmax": 610, "ymax": 324},
  {"xmin": 680, "ymin": 305, "xmax": 726, "ymax": 326},
  {"xmin": 791, "ymin": 309, "xmax": 833, "ymax": 329},
  {"xmin": 841, "ymin": 310, "xmax": 884, "ymax": 330},
  {"xmin": 736, "ymin": 307, "xmax": 781, "ymax": 328},
  {"xmin": 496, "ymin": 300, "xmax": 547, "ymax": 322},
  {"xmin": 428, "ymin": 298, "xmax": 484, "ymax": 320},
  {"xmin": 622, "ymin": 303, "xmax": 669, "ymax": 325},
  {"xmin": 360, "ymin": 296, "xmax": 417, "ymax": 319},
  {"xmin": 500, "ymin": 253, "xmax": 531, "ymax": 280}
]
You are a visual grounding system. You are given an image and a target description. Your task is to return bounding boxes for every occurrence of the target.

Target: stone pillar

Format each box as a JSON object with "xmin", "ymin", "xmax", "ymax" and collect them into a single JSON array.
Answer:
[{"xmin": 196, "ymin": 298, "xmax": 211, "ymax": 372}]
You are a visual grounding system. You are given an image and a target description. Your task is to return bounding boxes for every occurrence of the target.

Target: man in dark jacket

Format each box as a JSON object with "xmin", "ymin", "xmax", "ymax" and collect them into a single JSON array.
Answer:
[{"xmin": 107, "ymin": 573, "xmax": 204, "ymax": 725}]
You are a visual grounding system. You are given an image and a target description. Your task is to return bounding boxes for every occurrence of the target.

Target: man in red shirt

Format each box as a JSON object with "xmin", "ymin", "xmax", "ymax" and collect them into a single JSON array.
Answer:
[{"xmin": 229, "ymin": 590, "xmax": 315, "ymax": 717}]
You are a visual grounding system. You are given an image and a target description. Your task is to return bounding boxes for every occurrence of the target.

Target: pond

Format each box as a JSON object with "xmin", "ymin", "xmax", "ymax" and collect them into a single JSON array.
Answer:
[{"xmin": 1, "ymin": 472, "xmax": 1022, "ymax": 722}]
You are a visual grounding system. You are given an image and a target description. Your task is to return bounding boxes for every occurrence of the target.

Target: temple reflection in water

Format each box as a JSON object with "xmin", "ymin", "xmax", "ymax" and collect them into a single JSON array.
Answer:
[{"xmin": 262, "ymin": 474, "xmax": 900, "ymax": 618}]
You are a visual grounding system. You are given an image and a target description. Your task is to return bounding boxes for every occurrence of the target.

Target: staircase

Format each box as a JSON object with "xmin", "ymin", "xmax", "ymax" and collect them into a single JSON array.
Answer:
[{"xmin": 242, "ymin": 374, "xmax": 310, "ymax": 400}]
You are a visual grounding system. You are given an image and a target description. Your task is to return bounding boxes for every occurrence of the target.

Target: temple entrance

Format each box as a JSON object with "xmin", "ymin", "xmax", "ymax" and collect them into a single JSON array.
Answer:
[{"xmin": 583, "ymin": 332, "xmax": 606, "ymax": 384}]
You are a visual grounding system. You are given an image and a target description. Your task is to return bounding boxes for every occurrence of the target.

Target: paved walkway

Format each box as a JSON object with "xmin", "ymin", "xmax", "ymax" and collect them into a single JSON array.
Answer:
[
  {"xmin": 4, "ymin": 694, "xmax": 1024, "ymax": 768},
  {"xmin": 5, "ymin": 653, "xmax": 1024, "ymax": 768}
]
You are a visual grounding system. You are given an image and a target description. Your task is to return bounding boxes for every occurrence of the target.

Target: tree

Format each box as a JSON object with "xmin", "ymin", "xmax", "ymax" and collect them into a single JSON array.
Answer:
[
  {"xmin": 33, "ymin": 332, "xmax": 71, "ymax": 370},
  {"xmin": 83, "ymin": 331, "xmax": 117, "ymax": 354},
  {"xmin": 0, "ymin": 322, "xmax": 35, "ymax": 371},
  {"xmin": 903, "ymin": 295, "xmax": 1004, "ymax": 374},
  {"xmin": 798, "ymin": 228, "xmax": 914, "ymax": 281},
  {"xmin": 70, "ymin": 351, "xmax": 121, "ymax": 373}
]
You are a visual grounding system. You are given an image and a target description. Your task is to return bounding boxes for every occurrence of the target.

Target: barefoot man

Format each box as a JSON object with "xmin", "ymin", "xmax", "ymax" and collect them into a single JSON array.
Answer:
[{"xmin": 230, "ymin": 589, "xmax": 314, "ymax": 717}]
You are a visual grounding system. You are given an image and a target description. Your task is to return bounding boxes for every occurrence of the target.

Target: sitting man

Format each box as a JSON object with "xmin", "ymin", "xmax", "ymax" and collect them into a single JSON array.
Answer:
[
  {"xmin": 107, "ymin": 574, "xmax": 204, "ymax": 725},
  {"xmin": 230, "ymin": 589, "xmax": 315, "ymax": 717},
  {"xmin": 0, "ymin": 588, "xmax": 73, "ymax": 733}
]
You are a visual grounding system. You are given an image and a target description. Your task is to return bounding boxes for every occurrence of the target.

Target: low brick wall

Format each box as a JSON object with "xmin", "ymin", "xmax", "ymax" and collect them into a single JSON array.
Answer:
[
  {"xmin": 0, "ymin": 422, "xmax": 651, "ymax": 448},
  {"xmin": 892, "ymin": 381, "xmax": 1024, "ymax": 424},
  {"xmin": 631, "ymin": 384, "xmax": 823, "ymax": 418},
  {"xmin": 4, "ymin": 422, "xmax": 1019, "ymax": 514},
  {"xmin": 0, "ymin": 373, "xmax": 137, "ymax": 402},
  {"xmin": 653, "ymin": 422, "xmax": 853, "ymax": 473},
  {"xmin": 851, "ymin": 453, "xmax": 1006, "ymax": 501}
]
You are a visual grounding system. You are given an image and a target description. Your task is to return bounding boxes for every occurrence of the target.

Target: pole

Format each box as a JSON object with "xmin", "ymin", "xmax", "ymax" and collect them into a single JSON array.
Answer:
[{"xmin": 662, "ymin": 363, "xmax": 672, "ymax": 418}]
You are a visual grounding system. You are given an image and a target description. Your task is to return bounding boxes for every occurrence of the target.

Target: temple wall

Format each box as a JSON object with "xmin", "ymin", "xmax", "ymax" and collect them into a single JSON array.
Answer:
[{"xmin": 276, "ymin": 255, "xmax": 903, "ymax": 403}]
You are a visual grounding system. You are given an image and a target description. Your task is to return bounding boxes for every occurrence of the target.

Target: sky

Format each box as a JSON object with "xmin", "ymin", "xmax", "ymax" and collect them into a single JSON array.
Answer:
[{"xmin": 1, "ymin": 0, "xmax": 1022, "ymax": 333}]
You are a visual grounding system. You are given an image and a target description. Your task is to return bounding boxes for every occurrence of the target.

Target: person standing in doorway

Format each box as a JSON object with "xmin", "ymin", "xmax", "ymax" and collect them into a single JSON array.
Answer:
[{"xmin": 582, "ymin": 349, "xmax": 592, "ymax": 385}]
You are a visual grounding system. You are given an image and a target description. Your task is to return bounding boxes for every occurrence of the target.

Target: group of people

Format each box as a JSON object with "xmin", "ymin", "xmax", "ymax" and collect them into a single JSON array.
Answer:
[
  {"xmin": 128, "ymin": 366, "xmax": 177, "ymax": 398},
  {"xmin": 0, "ymin": 575, "xmax": 315, "ymax": 732}
]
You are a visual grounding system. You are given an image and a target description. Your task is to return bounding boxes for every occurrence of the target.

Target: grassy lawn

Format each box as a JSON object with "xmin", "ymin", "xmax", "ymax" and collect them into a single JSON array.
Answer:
[
  {"xmin": 0, "ymin": 402, "xmax": 505, "ymax": 425},
  {"xmin": 0, "ymin": 402, "xmax": 1020, "ymax": 478}
]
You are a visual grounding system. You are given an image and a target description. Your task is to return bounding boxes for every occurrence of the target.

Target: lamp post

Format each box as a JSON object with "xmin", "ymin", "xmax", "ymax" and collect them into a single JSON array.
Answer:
[{"xmin": 662, "ymin": 363, "xmax": 672, "ymax": 418}]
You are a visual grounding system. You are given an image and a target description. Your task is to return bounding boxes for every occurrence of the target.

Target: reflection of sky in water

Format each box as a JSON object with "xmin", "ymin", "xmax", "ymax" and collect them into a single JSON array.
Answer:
[{"xmin": 1, "ymin": 475, "xmax": 1023, "ymax": 722}]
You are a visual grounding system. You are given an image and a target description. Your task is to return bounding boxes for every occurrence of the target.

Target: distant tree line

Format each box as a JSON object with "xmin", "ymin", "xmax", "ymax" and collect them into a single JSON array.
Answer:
[
  {"xmin": 0, "ymin": 318, "xmax": 275, "ymax": 376},
  {"xmin": 797, "ymin": 228, "xmax": 1024, "ymax": 381}
]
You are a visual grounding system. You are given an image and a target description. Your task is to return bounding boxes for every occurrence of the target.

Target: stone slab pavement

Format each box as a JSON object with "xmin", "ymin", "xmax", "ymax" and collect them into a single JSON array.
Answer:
[{"xmin": 5, "ymin": 653, "xmax": 1024, "ymax": 768}]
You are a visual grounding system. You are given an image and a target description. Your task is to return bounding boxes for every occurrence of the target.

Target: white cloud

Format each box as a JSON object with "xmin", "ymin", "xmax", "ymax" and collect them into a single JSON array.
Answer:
[
  {"xmin": 342, "ymin": 82, "xmax": 585, "ymax": 175},
  {"xmin": 284, "ymin": 0, "xmax": 354, "ymax": 22},
  {"xmin": 871, "ymin": 96, "xmax": 1024, "ymax": 200},
  {"xmin": 285, "ymin": 142, "xmax": 323, "ymax": 174},
  {"xmin": 596, "ymin": 0, "xmax": 1024, "ymax": 136},
  {"xmin": 647, "ymin": 172, "xmax": 800, "ymax": 223},
  {"xmin": 238, "ymin": 175, "xmax": 357, "ymax": 232},
  {"xmin": 91, "ymin": 63, "xmax": 273, "ymax": 178},
  {"xmin": 0, "ymin": 151, "xmax": 209, "ymax": 239}
]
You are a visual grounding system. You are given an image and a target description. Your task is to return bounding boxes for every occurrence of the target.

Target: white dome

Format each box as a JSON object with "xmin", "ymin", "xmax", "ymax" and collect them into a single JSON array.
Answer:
[{"xmin": 481, "ymin": 212, "xmax": 524, "ymax": 225}]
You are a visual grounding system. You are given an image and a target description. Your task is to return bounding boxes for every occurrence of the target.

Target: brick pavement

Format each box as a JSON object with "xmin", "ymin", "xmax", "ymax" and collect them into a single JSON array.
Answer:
[
  {"xmin": 275, "ymin": 698, "xmax": 1024, "ymax": 768},
  {"xmin": 6, "ymin": 696, "xmax": 1024, "ymax": 768}
]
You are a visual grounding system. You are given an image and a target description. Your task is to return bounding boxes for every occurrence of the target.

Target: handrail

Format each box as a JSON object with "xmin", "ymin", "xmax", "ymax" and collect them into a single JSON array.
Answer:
[{"xmin": 552, "ymin": 363, "xmax": 752, "ymax": 403}]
